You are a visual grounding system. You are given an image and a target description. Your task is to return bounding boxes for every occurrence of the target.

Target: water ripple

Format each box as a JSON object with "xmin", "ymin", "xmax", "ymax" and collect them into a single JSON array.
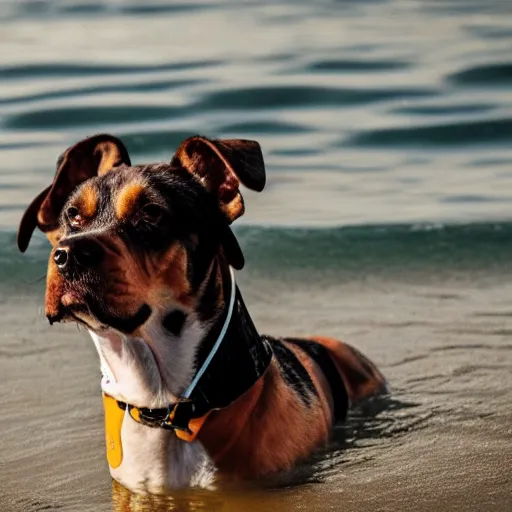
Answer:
[
  {"xmin": 0, "ymin": 60, "xmax": 222, "ymax": 81},
  {"xmin": 448, "ymin": 62, "xmax": 512, "ymax": 86},
  {"xmin": 1, "ymin": 0, "xmax": 512, "ymax": 230},
  {"xmin": 197, "ymin": 85, "xmax": 437, "ymax": 110},
  {"xmin": 304, "ymin": 58, "xmax": 412, "ymax": 73},
  {"xmin": 0, "ymin": 78, "xmax": 204, "ymax": 106},
  {"xmin": 349, "ymin": 118, "xmax": 512, "ymax": 147},
  {"xmin": 6, "ymin": 105, "xmax": 189, "ymax": 130}
]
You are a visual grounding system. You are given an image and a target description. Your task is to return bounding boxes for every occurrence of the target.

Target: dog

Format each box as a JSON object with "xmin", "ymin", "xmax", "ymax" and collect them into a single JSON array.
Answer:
[{"xmin": 17, "ymin": 134, "xmax": 387, "ymax": 494}]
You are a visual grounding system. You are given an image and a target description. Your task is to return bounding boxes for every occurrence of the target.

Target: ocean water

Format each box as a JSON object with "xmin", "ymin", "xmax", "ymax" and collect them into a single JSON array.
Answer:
[
  {"xmin": 1, "ymin": 1, "xmax": 512, "ymax": 511},
  {"xmin": 2, "ymin": 0, "xmax": 512, "ymax": 234}
]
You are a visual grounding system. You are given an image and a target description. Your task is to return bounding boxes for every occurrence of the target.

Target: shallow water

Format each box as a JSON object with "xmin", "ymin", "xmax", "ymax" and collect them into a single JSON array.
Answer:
[{"xmin": 1, "ymin": 0, "xmax": 512, "ymax": 511}]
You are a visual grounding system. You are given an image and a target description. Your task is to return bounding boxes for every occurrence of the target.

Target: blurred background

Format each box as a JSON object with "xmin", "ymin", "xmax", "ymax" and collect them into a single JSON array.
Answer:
[
  {"xmin": 1, "ymin": 1, "xmax": 512, "ymax": 511},
  {"xmin": 2, "ymin": 0, "xmax": 512, "ymax": 284},
  {"xmin": 2, "ymin": 0, "xmax": 512, "ymax": 231}
]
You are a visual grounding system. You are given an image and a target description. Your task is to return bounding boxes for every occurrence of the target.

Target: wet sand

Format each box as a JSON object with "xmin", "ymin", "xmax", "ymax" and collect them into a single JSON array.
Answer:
[{"xmin": 1, "ymin": 273, "xmax": 511, "ymax": 511}]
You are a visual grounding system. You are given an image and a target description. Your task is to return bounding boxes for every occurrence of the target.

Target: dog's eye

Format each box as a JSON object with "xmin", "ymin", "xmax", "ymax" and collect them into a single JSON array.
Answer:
[
  {"xmin": 66, "ymin": 206, "xmax": 83, "ymax": 227},
  {"xmin": 140, "ymin": 203, "xmax": 163, "ymax": 225}
]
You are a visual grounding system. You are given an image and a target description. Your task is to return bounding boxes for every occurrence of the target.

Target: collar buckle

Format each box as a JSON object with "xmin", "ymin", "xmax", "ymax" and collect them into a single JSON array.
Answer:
[{"xmin": 119, "ymin": 400, "xmax": 196, "ymax": 435}]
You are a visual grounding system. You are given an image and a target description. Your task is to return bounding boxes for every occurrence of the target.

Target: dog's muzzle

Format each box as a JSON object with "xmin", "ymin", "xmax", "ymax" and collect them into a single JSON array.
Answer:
[{"xmin": 54, "ymin": 237, "xmax": 105, "ymax": 275}]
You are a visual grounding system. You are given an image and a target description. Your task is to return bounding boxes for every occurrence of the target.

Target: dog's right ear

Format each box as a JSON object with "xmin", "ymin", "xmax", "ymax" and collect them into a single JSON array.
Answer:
[
  {"xmin": 172, "ymin": 136, "xmax": 265, "ymax": 223},
  {"xmin": 17, "ymin": 134, "xmax": 130, "ymax": 252}
]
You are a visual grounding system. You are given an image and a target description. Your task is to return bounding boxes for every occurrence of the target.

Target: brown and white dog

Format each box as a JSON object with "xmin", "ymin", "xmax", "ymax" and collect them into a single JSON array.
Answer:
[{"xmin": 17, "ymin": 134, "xmax": 387, "ymax": 494}]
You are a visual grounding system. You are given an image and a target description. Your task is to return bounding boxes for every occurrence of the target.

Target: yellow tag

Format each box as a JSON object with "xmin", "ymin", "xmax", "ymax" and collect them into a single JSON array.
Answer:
[{"xmin": 102, "ymin": 393, "xmax": 124, "ymax": 469}]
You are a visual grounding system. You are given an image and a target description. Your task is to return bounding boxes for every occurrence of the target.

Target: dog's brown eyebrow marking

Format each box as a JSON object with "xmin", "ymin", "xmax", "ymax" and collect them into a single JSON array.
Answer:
[
  {"xmin": 77, "ymin": 182, "xmax": 98, "ymax": 218},
  {"xmin": 115, "ymin": 181, "xmax": 146, "ymax": 220}
]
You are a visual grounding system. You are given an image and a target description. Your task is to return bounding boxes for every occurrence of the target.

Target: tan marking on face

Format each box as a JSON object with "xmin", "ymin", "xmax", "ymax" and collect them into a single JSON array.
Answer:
[
  {"xmin": 156, "ymin": 243, "xmax": 193, "ymax": 307},
  {"xmin": 115, "ymin": 181, "xmax": 146, "ymax": 221},
  {"xmin": 45, "ymin": 256, "xmax": 65, "ymax": 319},
  {"xmin": 76, "ymin": 182, "xmax": 99, "ymax": 219}
]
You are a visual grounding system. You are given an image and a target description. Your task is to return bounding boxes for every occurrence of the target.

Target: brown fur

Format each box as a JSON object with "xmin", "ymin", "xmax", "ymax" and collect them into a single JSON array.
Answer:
[
  {"xmin": 115, "ymin": 181, "xmax": 146, "ymax": 220},
  {"xmin": 197, "ymin": 335, "xmax": 386, "ymax": 479},
  {"xmin": 174, "ymin": 136, "xmax": 264, "ymax": 222},
  {"xmin": 175, "ymin": 137, "xmax": 244, "ymax": 221},
  {"xmin": 45, "ymin": 259, "xmax": 65, "ymax": 320},
  {"xmin": 91, "ymin": 238, "xmax": 192, "ymax": 319},
  {"xmin": 309, "ymin": 336, "xmax": 387, "ymax": 402},
  {"xmin": 155, "ymin": 243, "xmax": 194, "ymax": 308},
  {"xmin": 45, "ymin": 228, "xmax": 63, "ymax": 249},
  {"xmin": 76, "ymin": 182, "xmax": 99, "ymax": 219},
  {"xmin": 96, "ymin": 141, "xmax": 125, "ymax": 176},
  {"xmin": 200, "ymin": 359, "xmax": 331, "ymax": 479},
  {"xmin": 283, "ymin": 341, "xmax": 334, "ymax": 425}
]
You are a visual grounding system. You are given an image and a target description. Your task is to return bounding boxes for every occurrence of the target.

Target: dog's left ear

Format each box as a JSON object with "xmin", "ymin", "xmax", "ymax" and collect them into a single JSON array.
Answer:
[
  {"xmin": 17, "ymin": 134, "xmax": 131, "ymax": 252},
  {"xmin": 172, "ymin": 136, "xmax": 266, "ymax": 223}
]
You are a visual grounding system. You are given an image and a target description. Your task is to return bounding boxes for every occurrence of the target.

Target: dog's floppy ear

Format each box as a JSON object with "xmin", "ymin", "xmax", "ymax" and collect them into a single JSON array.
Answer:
[
  {"xmin": 17, "ymin": 134, "xmax": 131, "ymax": 253},
  {"xmin": 171, "ymin": 136, "xmax": 265, "ymax": 271},
  {"xmin": 172, "ymin": 136, "xmax": 265, "ymax": 223}
]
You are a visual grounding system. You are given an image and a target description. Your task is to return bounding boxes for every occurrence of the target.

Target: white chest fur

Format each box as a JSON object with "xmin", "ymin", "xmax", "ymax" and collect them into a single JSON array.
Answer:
[
  {"xmin": 89, "ymin": 328, "xmax": 215, "ymax": 493},
  {"xmin": 112, "ymin": 412, "xmax": 212, "ymax": 493}
]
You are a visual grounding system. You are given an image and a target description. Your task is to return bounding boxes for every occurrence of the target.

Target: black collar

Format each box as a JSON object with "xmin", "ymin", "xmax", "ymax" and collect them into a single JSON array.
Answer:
[{"xmin": 112, "ymin": 270, "xmax": 272, "ymax": 440}]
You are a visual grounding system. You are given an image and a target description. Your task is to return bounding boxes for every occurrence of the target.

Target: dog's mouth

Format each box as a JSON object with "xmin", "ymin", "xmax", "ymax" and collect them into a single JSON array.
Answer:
[
  {"xmin": 93, "ymin": 303, "xmax": 152, "ymax": 334},
  {"xmin": 49, "ymin": 292, "xmax": 152, "ymax": 335}
]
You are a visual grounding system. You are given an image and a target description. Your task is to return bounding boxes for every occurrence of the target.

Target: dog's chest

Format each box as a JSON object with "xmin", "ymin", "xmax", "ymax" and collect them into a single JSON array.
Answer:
[
  {"xmin": 111, "ymin": 413, "xmax": 213, "ymax": 493},
  {"xmin": 89, "ymin": 330, "xmax": 215, "ymax": 492}
]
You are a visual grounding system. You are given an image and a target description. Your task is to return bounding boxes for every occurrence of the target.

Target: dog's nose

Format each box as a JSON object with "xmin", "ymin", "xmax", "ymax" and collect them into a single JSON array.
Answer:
[
  {"xmin": 53, "ymin": 247, "xmax": 69, "ymax": 268},
  {"xmin": 54, "ymin": 238, "xmax": 105, "ymax": 272}
]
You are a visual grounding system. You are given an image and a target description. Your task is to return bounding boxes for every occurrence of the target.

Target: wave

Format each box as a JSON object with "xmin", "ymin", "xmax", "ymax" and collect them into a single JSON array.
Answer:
[{"xmin": 3, "ymin": 222, "xmax": 512, "ymax": 290}]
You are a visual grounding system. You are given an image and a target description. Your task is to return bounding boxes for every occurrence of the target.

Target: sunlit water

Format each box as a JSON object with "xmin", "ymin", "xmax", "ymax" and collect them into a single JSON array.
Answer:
[{"xmin": 1, "ymin": 1, "xmax": 512, "ymax": 511}]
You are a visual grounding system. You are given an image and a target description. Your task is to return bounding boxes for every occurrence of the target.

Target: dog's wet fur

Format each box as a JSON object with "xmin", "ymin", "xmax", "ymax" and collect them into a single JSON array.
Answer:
[{"xmin": 18, "ymin": 134, "xmax": 387, "ymax": 493}]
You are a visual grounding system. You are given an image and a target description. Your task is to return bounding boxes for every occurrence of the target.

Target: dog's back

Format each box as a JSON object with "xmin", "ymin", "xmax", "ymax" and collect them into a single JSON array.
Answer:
[
  {"xmin": 283, "ymin": 336, "xmax": 387, "ymax": 408},
  {"xmin": 198, "ymin": 335, "xmax": 386, "ymax": 479}
]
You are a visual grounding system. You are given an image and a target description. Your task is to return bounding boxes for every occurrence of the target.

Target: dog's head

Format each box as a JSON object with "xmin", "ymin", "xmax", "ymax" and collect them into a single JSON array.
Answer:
[{"xmin": 18, "ymin": 134, "xmax": 265, "ymax": 335}]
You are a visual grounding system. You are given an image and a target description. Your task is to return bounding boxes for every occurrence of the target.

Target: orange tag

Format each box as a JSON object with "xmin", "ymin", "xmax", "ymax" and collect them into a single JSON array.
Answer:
[
  {"xmin": 102, "ymin": 393, "xmax": 124, "ymax": 469},
  {"xmin": 172, "ymin": 410, "xmax": 211, "ymax": 442}
]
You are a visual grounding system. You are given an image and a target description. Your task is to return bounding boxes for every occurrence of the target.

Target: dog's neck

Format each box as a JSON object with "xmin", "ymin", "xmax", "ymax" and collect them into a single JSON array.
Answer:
[
  {"xmin": 90, "ymin": 260, "xmax": 270, "ymax": 409},
  {"xmin": 189, "ymin": 284, "xmax": 272, "ymax": 413},
  {"xmin": 87, "ymin": 259, "xmax": 271, "ymax": 491}
]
